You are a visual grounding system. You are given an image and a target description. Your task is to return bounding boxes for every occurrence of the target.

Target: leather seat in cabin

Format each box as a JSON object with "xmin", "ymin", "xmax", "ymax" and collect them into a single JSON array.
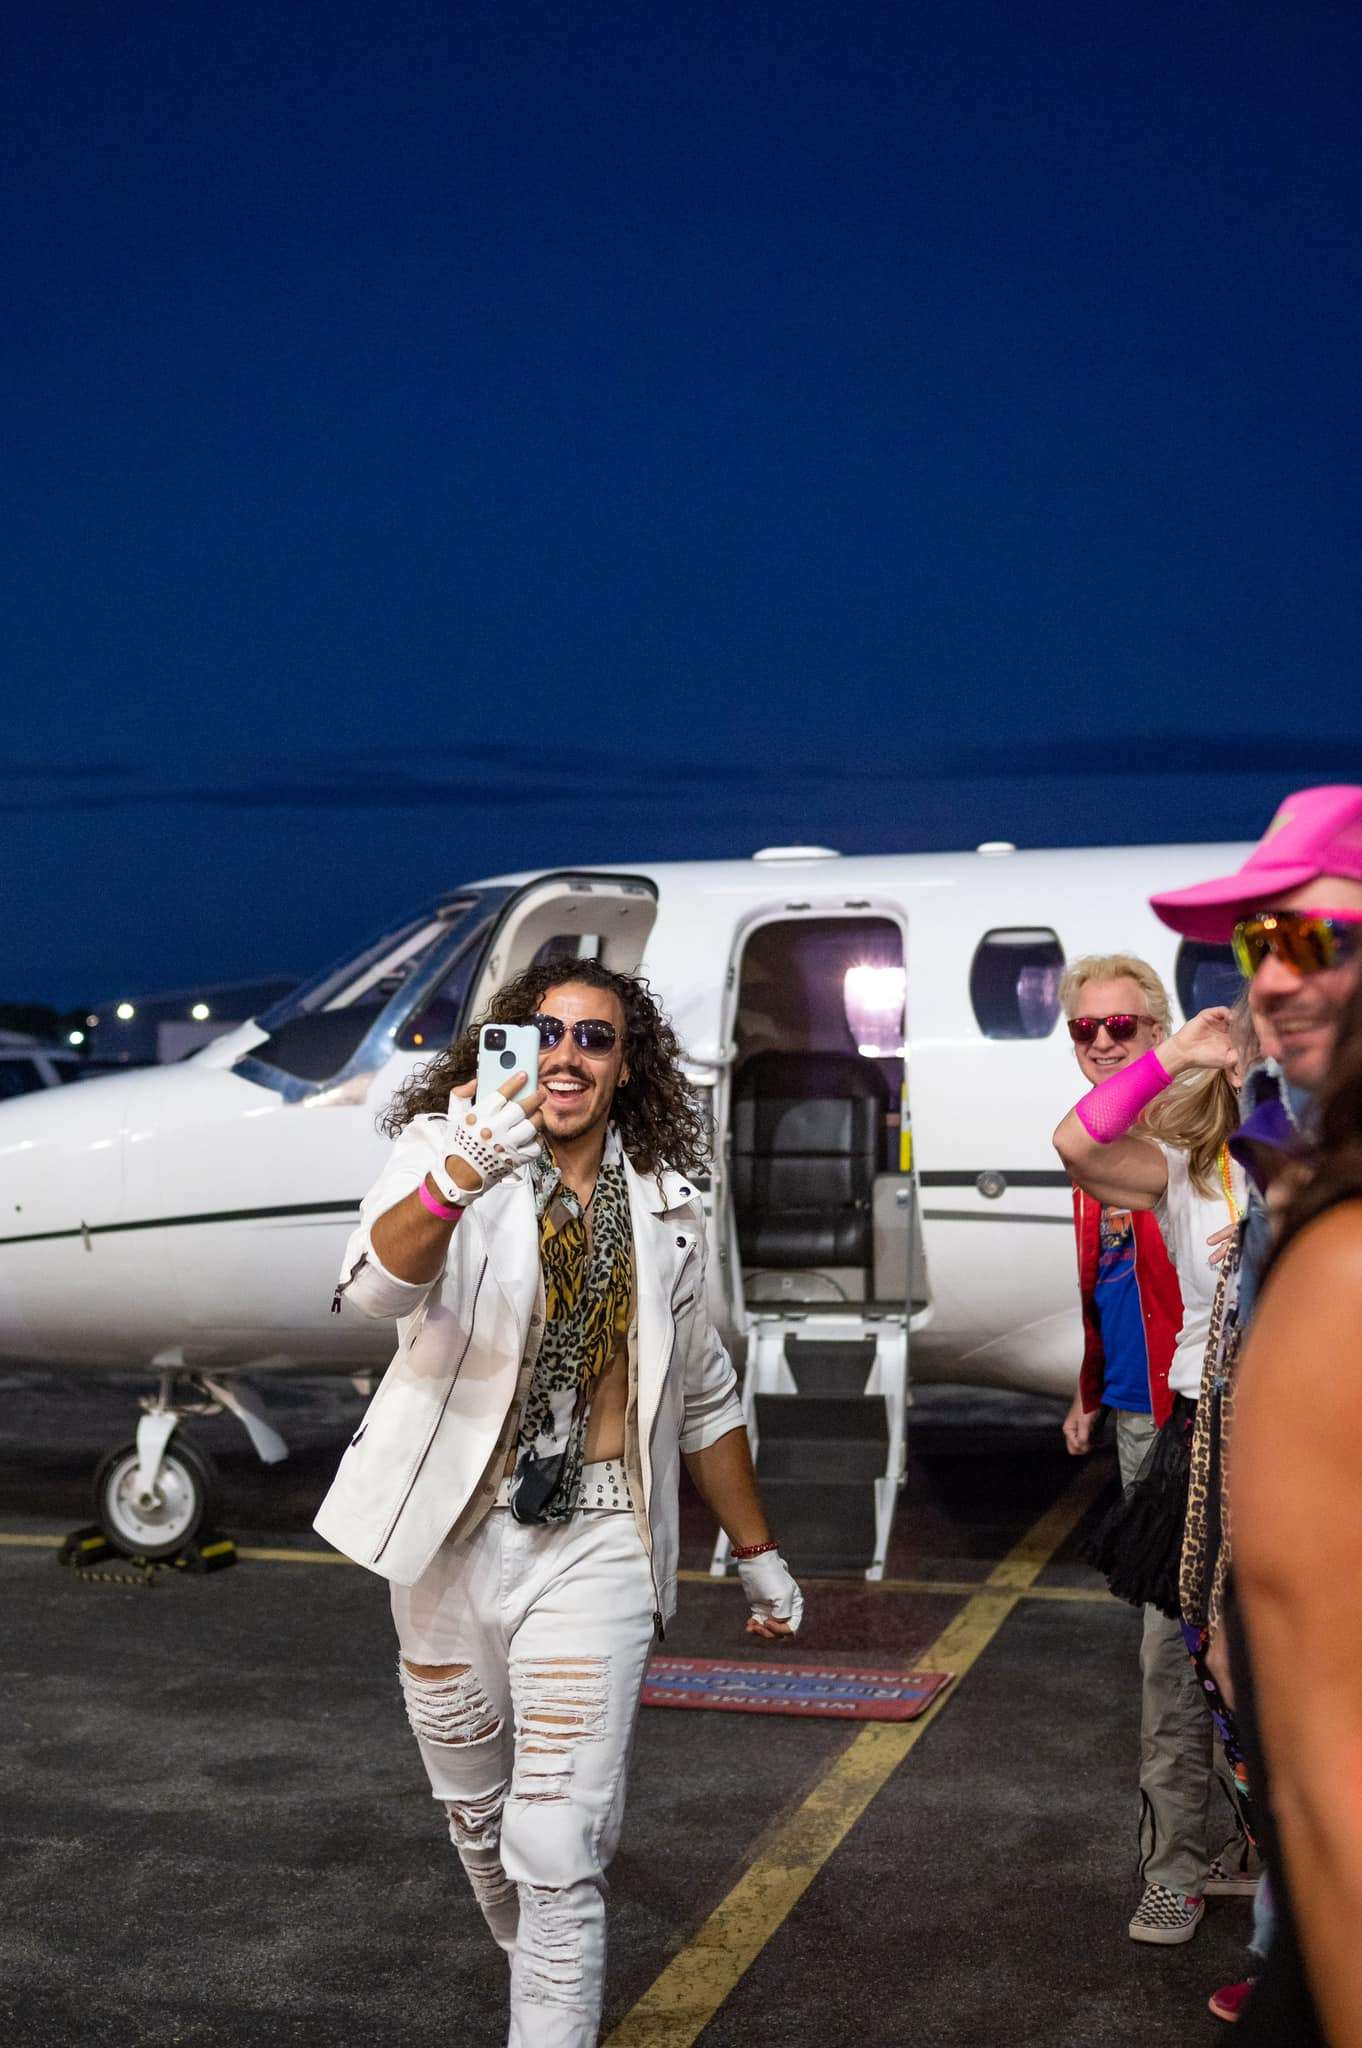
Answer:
[{"xmin": 731, "ymin": 1051, "xmax": 888, "ymax": 1269}]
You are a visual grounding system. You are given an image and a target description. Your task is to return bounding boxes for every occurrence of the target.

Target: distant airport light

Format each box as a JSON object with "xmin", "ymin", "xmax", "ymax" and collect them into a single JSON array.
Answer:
[
  {"xmin": 843, "ymin": 964, "xmax": 906, "ymax": 1058},
  {"xmin": 190, "ymin": 1002, "xmax": 211, "ymax": 1021},
  {"xmin": 85, "ymin": 1013, "xmax": 99, "ymax": 1028},
  {"xmin": 116, "ymin": 1002, "xmax": 136, "ymax": 1021},
  {"xmin": 68, "ymin": 1030, "xmax": 86, "ymax": 1046}
]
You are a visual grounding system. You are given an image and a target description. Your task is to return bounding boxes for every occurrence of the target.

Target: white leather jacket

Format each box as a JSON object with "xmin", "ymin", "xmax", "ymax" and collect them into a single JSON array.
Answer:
[{"xmin": 313, "ymin": 1115, "xmax": 744, "ymax": 1620}]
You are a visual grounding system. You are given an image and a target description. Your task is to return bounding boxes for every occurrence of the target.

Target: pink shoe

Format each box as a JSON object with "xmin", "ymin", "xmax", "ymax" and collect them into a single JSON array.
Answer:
[{"xmin": 1208, "ymin": 1979, "xmax": 1256, "ymax": 2023}]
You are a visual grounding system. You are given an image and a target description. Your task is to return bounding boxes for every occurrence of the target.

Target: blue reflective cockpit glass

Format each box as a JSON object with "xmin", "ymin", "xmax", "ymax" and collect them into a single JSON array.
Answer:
[{"xmin": 236, "ymin": 892, "xmax": 506, "ymax": 1093}]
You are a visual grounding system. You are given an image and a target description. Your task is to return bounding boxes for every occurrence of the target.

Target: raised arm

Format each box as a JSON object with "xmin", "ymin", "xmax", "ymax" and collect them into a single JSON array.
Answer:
[
  {"xmin": 1232, "ymin": 1204, "xmax": 1362, "ymax": 2047},
  {"xmin": 337, "ymin": 1079, "xmax": 543, "ymax": 1318},
  {"xmin": 1053, "ymin": 1007, "xmax": 1234, "ymax": 1211}
]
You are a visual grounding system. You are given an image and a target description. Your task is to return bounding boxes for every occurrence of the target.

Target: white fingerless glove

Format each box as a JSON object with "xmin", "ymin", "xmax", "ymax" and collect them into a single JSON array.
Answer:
[
  {"xmin": 736, "ymin": 1550, "xmax": 804, "ymax": 1633},
  {"xmin": 424, "ymin": 1092, "xmax": 541, "ymax": 1206}
]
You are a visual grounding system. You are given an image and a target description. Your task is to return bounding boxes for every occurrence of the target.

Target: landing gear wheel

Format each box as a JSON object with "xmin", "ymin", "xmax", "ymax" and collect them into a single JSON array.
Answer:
[{"xmin": 93, "ymin": 1438, "xmax": 221, "ymax": 1560}]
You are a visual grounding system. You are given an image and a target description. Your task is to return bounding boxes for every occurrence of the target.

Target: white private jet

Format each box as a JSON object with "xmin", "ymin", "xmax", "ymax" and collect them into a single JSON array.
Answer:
[{"xmin": 0, "ymin": 842, "xmax": 1246, "ymax": 1575}]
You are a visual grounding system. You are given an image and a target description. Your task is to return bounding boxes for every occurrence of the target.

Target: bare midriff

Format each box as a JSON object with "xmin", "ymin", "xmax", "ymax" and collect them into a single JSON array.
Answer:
[
  {"xmin": 502, "ymin": 1178, "xmax": 631, "ymax": 1477},
  {"xmin": 499, "ymin": 1341, "xmax": 628, "ymax": 1475}
]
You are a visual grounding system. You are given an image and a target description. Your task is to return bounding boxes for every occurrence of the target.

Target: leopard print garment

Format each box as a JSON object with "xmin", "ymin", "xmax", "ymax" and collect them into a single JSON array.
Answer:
[
  {"xmin": 1179, "ymin": 1234, "xmax": 1243, "ymax": 1637},
  {"xmin": 508, "ymin": 1139, "xmax": 634, "ymax": 1525}
]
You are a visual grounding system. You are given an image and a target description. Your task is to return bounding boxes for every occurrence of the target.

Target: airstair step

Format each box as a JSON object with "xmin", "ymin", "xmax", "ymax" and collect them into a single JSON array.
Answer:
[
  {"xmin": 756, "ymin": 1478, "xmax": 878, "ymax": 1577},
  {"xmin": 756, "ymin": 1435, "xmax": 886, "ymax": 1482},
  {"xmin": 783, "ymin": 1336, "xmax": 877, "ymax": 1397},
  {"xmin": 755, "ymin": 1392, "xmax": 888, "ymax": 1443}
]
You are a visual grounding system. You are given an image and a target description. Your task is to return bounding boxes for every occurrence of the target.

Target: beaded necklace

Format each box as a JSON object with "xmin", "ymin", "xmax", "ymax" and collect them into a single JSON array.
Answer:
[{"xmin": 1217, "ymin": 1142, "xmax": 1246, "ymax": 1226}]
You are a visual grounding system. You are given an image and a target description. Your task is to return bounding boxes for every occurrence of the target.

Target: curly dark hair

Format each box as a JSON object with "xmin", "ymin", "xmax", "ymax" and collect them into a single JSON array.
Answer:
[
  {"xmin": 379, "ymin": 957, "xmax": 710, "ymax": 1179},
  {"xmin": 1273, "ymin": 972, "xmax": 1362, "ymax": 1259}
]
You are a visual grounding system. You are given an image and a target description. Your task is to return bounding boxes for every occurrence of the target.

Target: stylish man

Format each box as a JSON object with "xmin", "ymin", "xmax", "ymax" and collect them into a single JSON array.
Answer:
[
  {"xmin": 1057, "ymin": 953, "xmax": 1248, "ymax": 1947},
  {"xmin": 1150, "ymin": 783, "xmax": 1362, "ymax": 2027},
  {"xmin": 316, "ymin": 961, "xmax": 802, "ymax": 2048}
]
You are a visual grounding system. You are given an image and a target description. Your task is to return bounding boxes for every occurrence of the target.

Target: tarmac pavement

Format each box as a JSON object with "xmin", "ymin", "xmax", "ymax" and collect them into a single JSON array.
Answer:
[{"xmin": 1, "ymin": 1374, "xmax": 1255, "ymax": 2047}]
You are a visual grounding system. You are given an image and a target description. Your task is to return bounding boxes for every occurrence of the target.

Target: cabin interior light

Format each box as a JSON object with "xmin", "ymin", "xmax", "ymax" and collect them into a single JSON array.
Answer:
[
  {"xmin": 842, "ymin": 964, "xmax": 906, "ymax": 1057},
  {"xmin": 116, "ymin": 1002, "xmax": 136, "ymax": 1021},
  {"xmin": 191, "ymin": 1002, "xmax": 211, "ymax": 1021}
]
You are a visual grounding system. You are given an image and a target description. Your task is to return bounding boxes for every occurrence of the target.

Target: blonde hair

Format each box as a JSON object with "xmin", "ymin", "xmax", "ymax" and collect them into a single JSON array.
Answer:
[
  {"xmin": 1143, "ymin": 991, "xmax": 1260, "ymax": 1198},
  {"xmin": 1059, "ymin": 953, "xmax": 1173, "ymax": 1036}
]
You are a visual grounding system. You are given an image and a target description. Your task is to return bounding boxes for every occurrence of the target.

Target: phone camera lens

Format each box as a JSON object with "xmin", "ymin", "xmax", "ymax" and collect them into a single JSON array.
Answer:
[{"xmin": 485, "ymin": 1029, "xmax": 506, "ymax": 1050}]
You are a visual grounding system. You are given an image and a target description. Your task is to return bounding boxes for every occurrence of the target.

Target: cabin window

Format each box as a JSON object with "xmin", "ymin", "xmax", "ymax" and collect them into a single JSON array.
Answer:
[
  {"xmin": 1175, "ymin": 940, "xmax": 1241, "ymax": 1019},
  {"xmin": 969, "ymin": 928, "xmax": 1065, "ymax": 1039}
]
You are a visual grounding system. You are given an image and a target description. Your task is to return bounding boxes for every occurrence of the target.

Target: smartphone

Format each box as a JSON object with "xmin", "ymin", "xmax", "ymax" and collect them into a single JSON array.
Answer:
[{"xmin": 476, "ymin": 1022, "xmax": 540, "ymax": 1108}]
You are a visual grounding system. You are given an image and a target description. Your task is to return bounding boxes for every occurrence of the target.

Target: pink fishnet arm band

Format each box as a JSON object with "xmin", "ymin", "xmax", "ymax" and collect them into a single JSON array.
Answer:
[{"xmin": 1073, "ymin": 1047, "xmax": 1172, "ymax": 1143}]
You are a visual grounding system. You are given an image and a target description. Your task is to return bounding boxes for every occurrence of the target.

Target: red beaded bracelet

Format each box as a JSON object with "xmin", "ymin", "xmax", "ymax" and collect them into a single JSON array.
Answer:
[{"xmin": 730, "ymin": 1538, "xmax": 779, "ymax": 1560}]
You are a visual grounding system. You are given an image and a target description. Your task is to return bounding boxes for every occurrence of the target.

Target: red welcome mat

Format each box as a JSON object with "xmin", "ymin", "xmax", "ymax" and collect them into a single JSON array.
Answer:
[{"xmin": 641, "ymin": 1657, "xmax": 954, "ymax": 1720}]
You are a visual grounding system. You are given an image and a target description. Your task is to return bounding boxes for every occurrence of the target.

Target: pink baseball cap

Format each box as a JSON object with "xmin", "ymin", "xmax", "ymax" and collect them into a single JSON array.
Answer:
[{"xmin": 1150, "ymin": 785, "xmax": 1362, "ymax": 942}]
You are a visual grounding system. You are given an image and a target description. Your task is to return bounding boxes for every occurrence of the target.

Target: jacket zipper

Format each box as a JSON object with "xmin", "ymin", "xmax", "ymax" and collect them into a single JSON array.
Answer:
[
  {"xmin": 642, "ymin": 1319, "xmax": 679, "ymax": 1642},
  {"xmin": 371, "ymin": 1261, "xmax": 487, "ymax": 1565},
  {"xmin": 331, "ymin": 1252, "xmax": 369, "ymax": 1315}
]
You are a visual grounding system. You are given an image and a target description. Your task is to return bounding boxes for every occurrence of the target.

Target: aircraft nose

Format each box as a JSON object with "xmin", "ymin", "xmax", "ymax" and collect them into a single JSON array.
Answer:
[
  {"xmin": 0, "ymin": 1074, "xmax": 132, "ymax": 1365},
  {"xmin": 0, "ymin": 1071, "xmax": 129, "ymax": 1241}
]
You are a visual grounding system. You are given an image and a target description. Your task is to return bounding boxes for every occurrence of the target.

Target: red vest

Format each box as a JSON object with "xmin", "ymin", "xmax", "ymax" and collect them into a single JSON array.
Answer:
[{"xmin": 1073, "ymin": 1186, "xmax": 1183, "ymax": 1428}]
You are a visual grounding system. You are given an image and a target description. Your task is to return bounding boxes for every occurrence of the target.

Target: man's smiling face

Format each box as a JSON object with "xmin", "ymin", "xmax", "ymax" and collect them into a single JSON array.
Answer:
[
  {"xmin": 1068, "ymin": 976, "xmax": 1164, "ymax": 1087},
  {"xmin": 535, "ymin": 981, "xmax": 629, "ymax": 1147},
  {"xmin": 1247, "ymin": 878, "xmax": 1362, "ymax": 1090}
]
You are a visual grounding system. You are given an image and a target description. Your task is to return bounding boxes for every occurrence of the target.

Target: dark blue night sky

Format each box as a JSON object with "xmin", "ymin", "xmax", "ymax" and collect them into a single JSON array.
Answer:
[{"xmin": 7, "ymin": 0, "xmax": 1361, "ymax": 1005}]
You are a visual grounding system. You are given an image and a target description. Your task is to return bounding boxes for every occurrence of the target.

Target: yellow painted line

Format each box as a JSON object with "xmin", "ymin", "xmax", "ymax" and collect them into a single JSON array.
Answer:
[
  {"xmin": 0, "ymin": 1530, "xmax": 1114, "ymax": 1602},
  {"xmin": 237, "ymin": 1544, "xmax": 347, "ymax": 1564},
  {"xmin": 603, "ymin": 1457, "xmax": 1109, "ymax": 2048},
  {"xmin": 678, "ymin": 1566, "xmax": 1112, "ymax": 1604}
]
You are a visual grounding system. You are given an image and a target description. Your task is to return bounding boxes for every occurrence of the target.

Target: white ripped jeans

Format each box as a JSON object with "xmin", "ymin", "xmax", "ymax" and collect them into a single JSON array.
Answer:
[{"xmin": 390, "ymin": 1464, "xmax": 657, "ymax": 2048}]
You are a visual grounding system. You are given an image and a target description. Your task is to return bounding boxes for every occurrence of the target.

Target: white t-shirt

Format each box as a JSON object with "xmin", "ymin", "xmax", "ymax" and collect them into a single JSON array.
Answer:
[{"xmin": 1154, "ymin": 1142, "xmax": 1248, "ymax": 1399}]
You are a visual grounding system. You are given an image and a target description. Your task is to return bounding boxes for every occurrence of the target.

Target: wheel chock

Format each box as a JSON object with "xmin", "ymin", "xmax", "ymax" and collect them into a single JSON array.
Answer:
[
  {"xmin": 57, "ymin": 1523, "xmax": 238, "ymax": 1582},
  {"xmin": 172, "ymin": 1530, "xmax": 238, "ymax": 1574},
  {"xmin": 58, "ymin": 1525, "xmax": 116, "ymax": 1570}
]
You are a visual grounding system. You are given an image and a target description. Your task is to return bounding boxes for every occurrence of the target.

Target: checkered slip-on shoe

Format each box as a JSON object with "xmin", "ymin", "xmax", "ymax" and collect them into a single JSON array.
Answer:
[
  {"xmin": 1204, "ymin": 1835, "xmax": 1264, "ymax": 1897},
  {"xmin": 1128, "ymin": 1884, "xmax": 1205, "ymax": 1945}
]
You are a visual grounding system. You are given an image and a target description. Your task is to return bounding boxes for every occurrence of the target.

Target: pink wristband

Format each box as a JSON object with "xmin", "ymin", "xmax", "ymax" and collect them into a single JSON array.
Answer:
[
  {"xmin": 418, "ymin": 1179, "xmax": 465, "ymax": 1224},
  {"xmin": 1074, "ymin": 1047, "xmax": 1172, "ymax": 1143}
]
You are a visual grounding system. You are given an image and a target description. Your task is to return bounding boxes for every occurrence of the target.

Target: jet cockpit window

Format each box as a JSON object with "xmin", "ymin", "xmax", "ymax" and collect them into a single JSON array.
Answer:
[
  {"xmin": 969, "ymin": 928, "xmax": 1065, "ymax": 1039},
  {"xmin": 241, "ymin": 895, "xmax": 499, "ymax": 1087},
  {"xmin": 1175, "ymin": 939, "xmax": 1241, "ymax": 1019}
]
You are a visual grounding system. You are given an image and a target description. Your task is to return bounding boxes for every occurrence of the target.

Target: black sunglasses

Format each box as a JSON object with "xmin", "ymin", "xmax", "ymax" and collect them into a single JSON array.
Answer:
[{"xmin": 528, "ymin": 1012, "xmax": 619, "ymax": 1056}]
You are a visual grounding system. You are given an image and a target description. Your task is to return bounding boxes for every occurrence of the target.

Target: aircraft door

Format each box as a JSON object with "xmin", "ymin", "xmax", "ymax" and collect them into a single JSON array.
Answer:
[
  {"xmin": 712, "ymin": 903, "xmax": 918, "ymax": 1330},
  {"xmin": 463, "ymin": 872, "xmax": 658, "ymax": 1012}
]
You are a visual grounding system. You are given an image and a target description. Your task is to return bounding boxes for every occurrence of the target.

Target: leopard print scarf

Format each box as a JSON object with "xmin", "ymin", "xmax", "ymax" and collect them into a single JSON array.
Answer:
[{"xmin": 508, "ymin": 1139, "xmax": 634, "ymax": 1524}]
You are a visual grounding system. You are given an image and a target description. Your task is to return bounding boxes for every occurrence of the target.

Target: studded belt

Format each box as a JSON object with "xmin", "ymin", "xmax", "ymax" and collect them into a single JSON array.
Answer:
[{"xmin": 492, "ymin": 1457, "xmax": 635, "ymax": 1513}]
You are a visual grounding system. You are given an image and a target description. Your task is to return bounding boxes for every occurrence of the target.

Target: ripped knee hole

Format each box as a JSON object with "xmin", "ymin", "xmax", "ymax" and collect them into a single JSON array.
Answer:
[{"xmin": 399, "ymin": 1658, "xmax": 504, "ymax": 1746}]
